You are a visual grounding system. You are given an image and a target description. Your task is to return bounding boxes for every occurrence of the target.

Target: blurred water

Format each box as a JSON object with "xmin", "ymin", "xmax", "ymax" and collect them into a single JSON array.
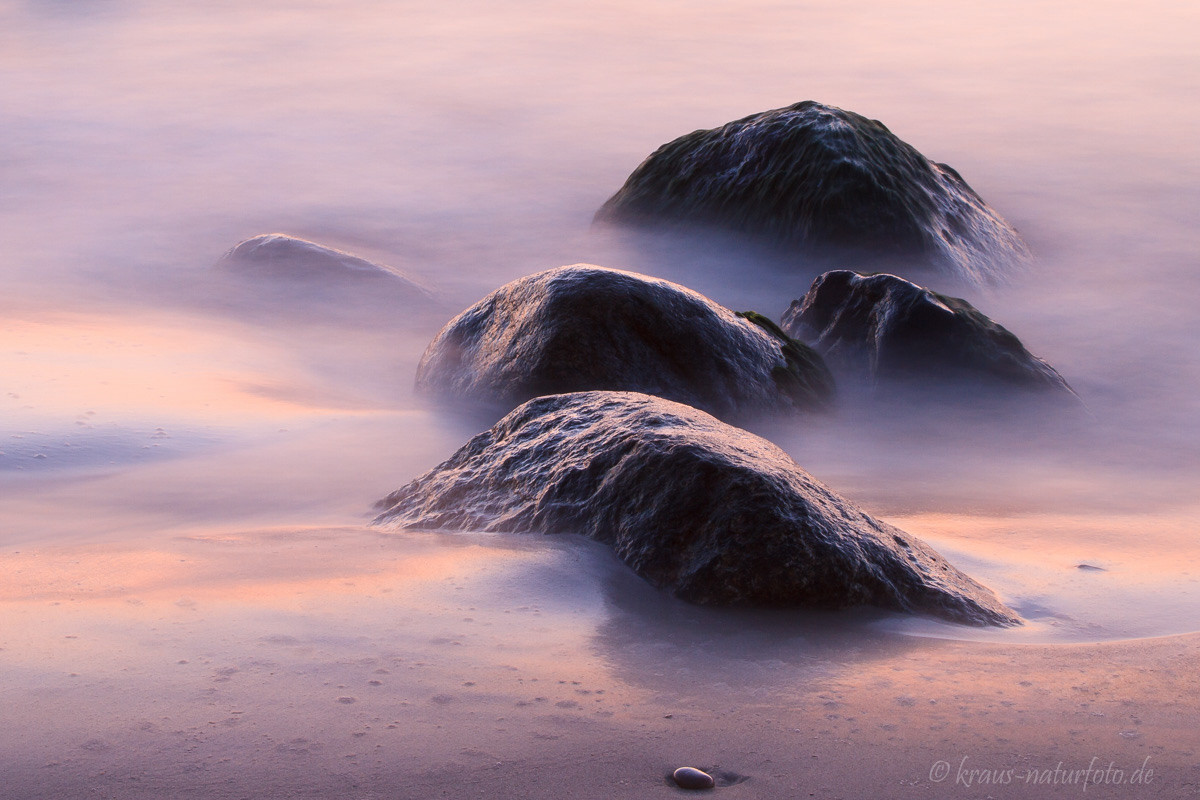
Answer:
[{"xmin": 2, "ymin": 0, "xmax": 1199, "ymax": 639}]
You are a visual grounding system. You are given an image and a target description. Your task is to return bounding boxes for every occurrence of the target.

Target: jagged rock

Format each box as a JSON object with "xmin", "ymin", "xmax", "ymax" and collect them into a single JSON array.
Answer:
[
  {"xmin": 218, "ymin": 233, "xmax": 427, "ymax": 292},
  {"xmin": 374, "ymin": 391, "xmax": 1020, "ymax": 627},
  {"xmin": 414, "ymin": 265, "xmax": 833, "ymax": 421},
  {"xmin": 781, "ymin": 270, "xmax": 1074, "ymax": 395},
  {"xmin": 596, "ymin": 101, "xmax": 1029, "ymax": 283}
]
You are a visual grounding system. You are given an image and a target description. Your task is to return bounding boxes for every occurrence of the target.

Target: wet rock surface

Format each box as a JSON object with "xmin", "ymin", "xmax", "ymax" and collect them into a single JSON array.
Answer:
[
  {"xmin": 414, "ymin": 265, "xmax": 833, "ymax": 421},
  {"xmin": 596, "ymin": 101, "xmax": 1029, "ymax": 283},
  {"xmin": 782, "ymin": 270, "xmax": 1074, "ymax": 395},
  {"xmin": 218, "ymin": 233, "xmax": 427, "ymax": 292},
  {"xmin": 374, "ymin": 391, "xmax": 1020, "ymax": 627}
]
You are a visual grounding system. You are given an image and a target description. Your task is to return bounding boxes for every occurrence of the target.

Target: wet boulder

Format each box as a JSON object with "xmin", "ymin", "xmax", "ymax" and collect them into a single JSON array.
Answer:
[
  {"xmin": 218, "ymin": 233, "xmax": 428, "ymax": 294},
  {"xmin": 596, "ymin": 101, "xmax": 1028, "ymax": 283},
  {"xmin": 374, "ymin": 391, "xmax": 1021, "ymax": 627},
  {"xmin": 414, "ymin": 264, "xmax": 834, "ymax": 421},
  {"xmin": 781, "ymin": 270, "xmax": 1074, "ymax": 395}
]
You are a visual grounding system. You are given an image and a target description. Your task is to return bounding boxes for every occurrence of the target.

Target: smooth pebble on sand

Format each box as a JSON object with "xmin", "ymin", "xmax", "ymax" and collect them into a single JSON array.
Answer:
[{"xmin": 672, "ymin": 766, "xmax": 715, "ymax": 790}]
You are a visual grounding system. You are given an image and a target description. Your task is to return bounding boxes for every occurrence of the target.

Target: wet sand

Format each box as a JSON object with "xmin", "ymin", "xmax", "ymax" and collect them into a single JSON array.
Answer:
[{"xmin": 2, "ymin": 526, "xmax": 1196, "ymax": 799}]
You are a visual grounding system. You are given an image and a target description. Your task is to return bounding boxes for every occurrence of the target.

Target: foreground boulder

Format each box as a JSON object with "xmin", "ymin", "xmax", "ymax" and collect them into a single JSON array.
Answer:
[
  {"xmin": 415, "ymin": 265, "xmax": 834, "ymax": 421},
  {"xmin": 218, "ymin": 233, "xmax": 427, "ymax": 293},
  {"xmin": 596, "ymin": 101, "xmax": 1028, "ymax": 283},
  {"xmin": 782, "ymin": 270, "xmax": 1074, "ymax": 395},
  {"xmin": 374, "ymin": 391, "xmax": 1020, "ymax": 627}
]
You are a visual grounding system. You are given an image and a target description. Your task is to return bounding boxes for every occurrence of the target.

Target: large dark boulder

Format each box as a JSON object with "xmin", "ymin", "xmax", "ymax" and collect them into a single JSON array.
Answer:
[
  {"xmin": 781, "ymin": 270, "xmax": 1074, "ymax": 395},
  {"xmin": 414, "ymin": 264, "xmax": 834, "ymax": 421},
  {"xmin": 374, "ymin": 391, "xmax": 1021, "ymax": 627},
  {"xmin": 596, "ymin": 101, "xmax": 1028, "ymax": 283},
  {"xmin": 218, "ymin": 233, "xmax": 428, "ymax": 294}
]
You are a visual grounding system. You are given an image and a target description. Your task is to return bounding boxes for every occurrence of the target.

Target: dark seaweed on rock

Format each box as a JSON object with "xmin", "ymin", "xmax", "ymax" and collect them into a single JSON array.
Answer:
[
  {"xmin": 414, "ymin": 264, "xmax": 834, "ymax": 422},
  {"xmin": 782, "ymin": 270, "xmax": 1075, "ymax": 396},
  {"xmin": 735, "ymin": 311, "xmax": 835, "ymax": 411},
  {"xmin": 374, "ymin": 391, "xmax": 1021, "ymax": 627},
  {"xmin": 596, "ymin": 101, "xmax": 1029, "ymax": 283}
]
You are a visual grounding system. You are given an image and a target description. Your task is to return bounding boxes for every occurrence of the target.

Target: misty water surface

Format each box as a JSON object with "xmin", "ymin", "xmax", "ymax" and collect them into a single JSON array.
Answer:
[{"xmin": 2, "ymin": 0, "xmax": 1199, "ymax": 645}]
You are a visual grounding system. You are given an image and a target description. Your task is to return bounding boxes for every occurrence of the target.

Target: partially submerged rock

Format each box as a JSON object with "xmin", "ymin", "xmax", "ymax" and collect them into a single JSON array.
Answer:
[
  {"xmin": 781, "ymin": 270, "xmax": 1074, "ymax": 395},
  {"xmin": 596, "ymin": 101, "xmax": 1029, "ymax": 283},
  {"xmin": 374, "ymin": 391, "xmax": 1020, "ymax": 627},
  {"xmin": 218, "ymin": 233, "xmax": 427, "ymax": 293},
  {"xmin": 414, "ymin": 265, "xmax": 834, "ymax": 421}
]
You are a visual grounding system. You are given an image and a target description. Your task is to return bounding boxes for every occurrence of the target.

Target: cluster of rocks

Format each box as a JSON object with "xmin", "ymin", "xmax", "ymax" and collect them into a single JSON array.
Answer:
[{"xmin": 227, "ymin": 100, "xmax": 1081, "ymax": 626}]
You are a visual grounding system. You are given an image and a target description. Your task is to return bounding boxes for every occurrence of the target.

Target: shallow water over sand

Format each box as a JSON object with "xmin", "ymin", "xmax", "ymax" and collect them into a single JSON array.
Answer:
[
  {"xmin": 2, "ymin": 0, "xmax": 1199, "ymax": 795},
  {"xmin": 4, "ymin": 526, "xmax": 1197, "ymax": 798}
]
